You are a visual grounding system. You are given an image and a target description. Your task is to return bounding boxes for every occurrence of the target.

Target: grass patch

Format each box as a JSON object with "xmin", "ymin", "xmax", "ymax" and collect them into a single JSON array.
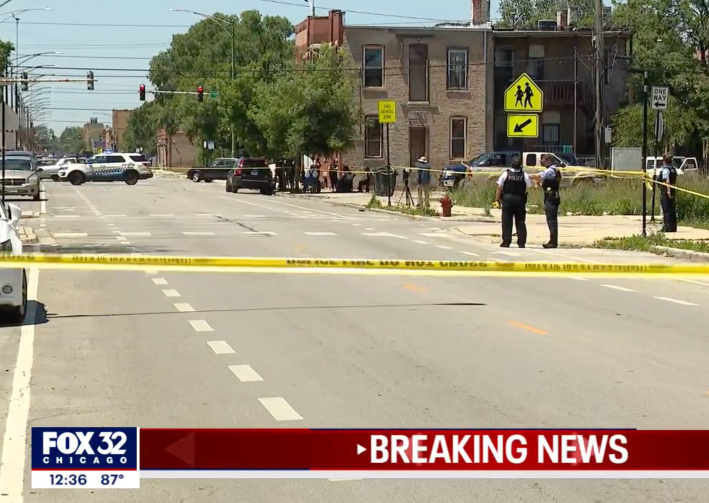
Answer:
[
  {"xmin": 384, "ymin": 204, "xmax": 438, "ymax": 217},
  {"xmin": 365, "ymin": 194, "xmax": 383, "ymax": 209},
  {"xmin": 450, "ymin": 173, "xmax": 709, "ymax": 226},
  {"xmin": 593, "ymin": 233, "xmax": 709, "ymax": 254}
]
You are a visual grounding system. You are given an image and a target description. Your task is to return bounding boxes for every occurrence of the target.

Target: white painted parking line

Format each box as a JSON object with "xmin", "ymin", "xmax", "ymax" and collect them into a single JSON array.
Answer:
[
  {"xmin": 174, "ymin": 303, "xmax": 195, "ymax": 312},
  {"xmin": 207, "ymin": 341, "xmax": 235, "ymax": 354},
  {"xmin": 150, "ymin": 214, "xmax": 174, "ymax": 217},
  {"xmin": 436, "ymin": 245, "xmax": 452, "ymax": 250},
  {"xmin": 243, "ymin": 231, "xmax": 277, "ymax": 236},
  {"xmin": 183, "ymin": 232, "xmax": 215, "ymax": 236},
  {"xmin": 152, "ymin": 278, "xmax": 168, "ymax": 285},
  {"xmin": 362, "ymin": 232, "xmax": 407, "ymax": 239},
  {"xmin": 459, "ymin": 251, "xmax": 480, "ymax": 256},
  {"xmin": 53, "ymin": 232, "xmax": 87, "ymax": 238},
  {"xmin": 120, "ymin": 232, "xmax": 151, "ymax": 237},
  {"xmin": 162, "ymin": 289, "xmax": 181, "ymax": 298},
  {"xmin": 189, "ymin": 320, "xmax": 214, "ymax": 332},
  {"xmin": 304, "ymin": 232, "xmax": 337, "ymax": 236},
  {"xmin": 601, "ymin": 284, "xmax": 637, "ymax": 292},
  {"xmin": 229, "ymin": 365, "xmax": 263, "ymax": 382},
  {"xmin": 654, "ymin": 296, "xmax": 697, "ymax": 306},
  {"xmin": 258, "ymin": 397, "xmax": 303, "ymax": 421},
  {"xmin": 413, "ymin": 240, "xmax": 429, "ymax": 245}
]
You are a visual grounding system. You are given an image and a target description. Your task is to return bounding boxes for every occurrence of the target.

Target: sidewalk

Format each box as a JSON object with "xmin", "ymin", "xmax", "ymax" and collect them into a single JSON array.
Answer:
[{"xmin": 18, "ymin": 226, "xmax": 37, "ymax": 244}]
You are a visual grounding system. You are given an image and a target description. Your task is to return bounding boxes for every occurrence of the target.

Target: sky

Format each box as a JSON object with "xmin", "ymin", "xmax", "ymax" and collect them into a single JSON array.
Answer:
[{"xmin": 0, "ymin": 0, "xmax": 501, "ymax": 134}]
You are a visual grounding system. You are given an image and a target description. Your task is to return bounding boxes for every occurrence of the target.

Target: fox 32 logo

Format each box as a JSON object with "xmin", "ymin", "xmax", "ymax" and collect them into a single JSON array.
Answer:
[{"xmin": 31, "ymin": 428, "xmax": 138, "ymax": 470}]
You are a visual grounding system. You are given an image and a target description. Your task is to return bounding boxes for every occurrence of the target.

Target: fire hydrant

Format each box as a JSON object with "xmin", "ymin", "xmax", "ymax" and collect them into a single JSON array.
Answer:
[{"xmin": 440, "ymin": 194, "xmax": 453, "ymax": 217}]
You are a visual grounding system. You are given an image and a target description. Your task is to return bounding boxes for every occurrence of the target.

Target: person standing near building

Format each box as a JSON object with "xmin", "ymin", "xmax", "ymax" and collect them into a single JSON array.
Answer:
[
  {"xmin": 539, "ymin": 153, "xmax": 562, "ymax": 248},
  {"xmin": 416, "ymin": 156, "xmax": 432, "ymax": 208},
  {"xmin": 658, "ymin": 154, "xmax": 678, "ymax": 232},
  {"xmin": 495, "ymin": 156, "xmax": 530, "ymax": 248}
]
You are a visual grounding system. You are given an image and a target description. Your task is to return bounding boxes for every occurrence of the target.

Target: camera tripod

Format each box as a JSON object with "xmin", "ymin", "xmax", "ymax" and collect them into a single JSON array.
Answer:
[{"xmin": 397, "ymin": 170, "xmax": 415, "ymax": 207}]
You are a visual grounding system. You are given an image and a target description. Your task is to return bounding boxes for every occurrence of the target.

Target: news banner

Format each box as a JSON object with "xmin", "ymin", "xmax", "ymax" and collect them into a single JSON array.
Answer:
[{"xmin": 31, "ymin": 427, "xmax": 709, "ymax": 488}]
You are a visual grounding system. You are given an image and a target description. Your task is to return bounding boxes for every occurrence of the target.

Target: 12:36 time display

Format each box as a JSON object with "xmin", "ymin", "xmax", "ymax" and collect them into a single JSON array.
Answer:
[{"xmin": 49, "ymin": 474, "xmax": 87, "ymax": 486}]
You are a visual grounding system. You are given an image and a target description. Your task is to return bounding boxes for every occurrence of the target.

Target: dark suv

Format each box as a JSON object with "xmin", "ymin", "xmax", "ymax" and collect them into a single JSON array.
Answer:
[{"xmin": 225, "ymin": 158, "xmax": 275, "ymax": 195}]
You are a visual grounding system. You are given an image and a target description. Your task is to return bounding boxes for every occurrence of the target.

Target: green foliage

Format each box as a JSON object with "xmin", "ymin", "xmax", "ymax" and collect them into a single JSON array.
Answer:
[
  {"xmin": 497, "ymin": 0, "xmax": 595, "ymax": 28},
  {"xmin": 0, "ymin": 39, "xmax": 14, "ymax": 74},
  {"xmin": 594, "ymin": 233, "xmax": 709, "ymax": 253},
  {"xmin": 38, "ymin": 126, "xmax": 84, "ymax": 153}
]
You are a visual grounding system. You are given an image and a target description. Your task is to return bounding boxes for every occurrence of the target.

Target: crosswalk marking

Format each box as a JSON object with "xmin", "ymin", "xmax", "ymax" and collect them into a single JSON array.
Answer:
[{"xmin": 53, "ymin": 232, "xmax": 87, "ymax": 238}]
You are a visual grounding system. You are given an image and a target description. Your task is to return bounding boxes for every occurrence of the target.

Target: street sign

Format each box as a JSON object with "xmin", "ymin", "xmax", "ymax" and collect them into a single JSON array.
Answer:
[
  {"xmin": 506, "ymin": 114, "xmax": 539, "ymax": 138},
  {"xmin": 377, "ymin": 100, "xmax": 396, "ymax": 123},
  {"xmin": 654, "ymin": 110, "xmax": 664, "ymax": 142},
  {"xmin": 651, "ymin": 86, "xmax": 668, "ymax": 110},
  {"xmin": 209, "ymin": 90, "xmax": 218, "ymax": 99},
  {"xmin": 504, "ymin": 73, "xmax": 544, "ymax": 113}
]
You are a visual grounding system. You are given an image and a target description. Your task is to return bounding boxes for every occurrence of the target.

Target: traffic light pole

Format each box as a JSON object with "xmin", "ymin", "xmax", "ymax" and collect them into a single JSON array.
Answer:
[{"xmin": 230, "ymin": 21, "xmax": 235, "ymax": 158}]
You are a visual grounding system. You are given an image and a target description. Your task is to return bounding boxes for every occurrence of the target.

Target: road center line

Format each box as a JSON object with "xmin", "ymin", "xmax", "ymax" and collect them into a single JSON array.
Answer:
[
  {"xmin": 509, "ymin": 321, "xmax": 547, "ymax": 335},
  {"xmin": 189, "ymin": 320, "xmax": 214, "ymax": 332},
  {"xmin": 0, "ymin": 268, "xmax": 40, "ymax": 502},
  {"xmin": 258, "ymin": 397, "xmax": 303, "ymax": 421},
  {"xmin": 229, "ymin": 365, "xmax": 263, "ymax": 382}
]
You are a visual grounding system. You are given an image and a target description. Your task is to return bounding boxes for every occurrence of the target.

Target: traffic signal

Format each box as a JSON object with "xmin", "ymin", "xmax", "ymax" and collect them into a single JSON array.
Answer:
[
  {"xmin": 139, "ymin": 84, "xmax": 146, "ymax": 101},
  {"xmin": 21, "ymin": 72, "xmax": 28, "ymax": 91},
  {"xmin": 197, "ymin": 86, "xmax": 203, "ymax": 102},
  {"xmin": 87, "ymin": 71, "xmax": 95, "ymax": 90}
]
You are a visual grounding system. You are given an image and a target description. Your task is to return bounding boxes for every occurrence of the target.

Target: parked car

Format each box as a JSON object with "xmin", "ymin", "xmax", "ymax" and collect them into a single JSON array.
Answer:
[
  {"xmin": 187, "ymin": 158, "xmax": 238, "ymax": 182},
  {"xmin": 0, "ymin": 202, "xmax": 29, "ymax": 322},
  {"xmin": 0, "ymin": 151, "xmax": 43, "ymax": 200},
  {"xmin": 441, "ymin": 151, "xmax": 518, "ymax": 188},
  {"xmin": 225, "ymin": 157, "xmax": 275, "ymax": 195},
  {"xmin": 58, "ymin": 154, "xmax": 140, "ymax": 185}
]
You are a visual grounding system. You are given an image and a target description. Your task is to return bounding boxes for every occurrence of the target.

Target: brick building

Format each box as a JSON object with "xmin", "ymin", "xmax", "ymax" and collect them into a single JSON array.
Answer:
[
  {"xmin": 112, "ymin": 109, "xmax": 132, "ymax": 150},
  {"xmin": 156, "ymin": 129, "xmax": 197, "ymax": 168}
]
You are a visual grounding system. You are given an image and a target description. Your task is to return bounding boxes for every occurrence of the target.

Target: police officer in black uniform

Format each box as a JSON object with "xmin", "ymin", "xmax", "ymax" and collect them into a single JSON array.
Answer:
[
  {"xmin": 495, "ymin": 155, "xmax": 531, "ymax": 248},
  {"xmin": 539, "ymin": 153, "xmax": 562, "ymax": 248},
  {"xmin": 658, "ymin": 154, "xmax": 678, "ymax": 232}
]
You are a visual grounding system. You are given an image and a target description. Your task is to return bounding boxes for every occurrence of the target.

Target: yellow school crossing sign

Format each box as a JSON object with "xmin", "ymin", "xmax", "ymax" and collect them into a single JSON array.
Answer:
[
  {"xmin": 504, "ymin": 73, "xmax": 544, "ymax": 113},
  {"xmin": 506, "ymin": 114, "xmax": 539, "ymax": 138}
]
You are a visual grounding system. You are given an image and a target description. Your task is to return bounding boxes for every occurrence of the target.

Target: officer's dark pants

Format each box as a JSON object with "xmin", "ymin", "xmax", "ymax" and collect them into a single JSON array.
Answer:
[
  {"xmin": 661, "ymin": 193, "xmax": 677, "ymax": 232},
  {"xmin": 501, "ymin": 194, "xmax": 527, "ymax": 246},
  {"xmin": 544, "ymin": 195, "xmax": 560, "ymax": 245}
]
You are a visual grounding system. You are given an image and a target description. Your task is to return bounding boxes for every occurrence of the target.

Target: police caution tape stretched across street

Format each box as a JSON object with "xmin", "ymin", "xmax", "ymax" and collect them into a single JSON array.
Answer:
[{"xmin": 1, "ymin": 253, "xmax": 708, "ymax": 277}]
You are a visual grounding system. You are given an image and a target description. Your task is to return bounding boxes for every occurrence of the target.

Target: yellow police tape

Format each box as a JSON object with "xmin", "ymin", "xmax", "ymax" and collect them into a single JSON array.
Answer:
[{"xmin": 1, "ymin": 253, "xmax": 708, "ymax": 277}]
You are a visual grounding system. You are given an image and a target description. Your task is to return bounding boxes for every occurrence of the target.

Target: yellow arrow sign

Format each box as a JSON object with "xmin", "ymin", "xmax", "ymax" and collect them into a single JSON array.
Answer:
[
  {"xmin": 507, "ymin": 114, "xmax": 539, "ymax": 138},
  {"xmin": 504, "ymin": 73, "xmax": 544, "ymax": 113}
]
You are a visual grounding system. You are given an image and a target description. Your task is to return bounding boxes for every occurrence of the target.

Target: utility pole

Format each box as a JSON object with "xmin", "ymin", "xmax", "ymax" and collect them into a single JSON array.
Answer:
[{"xmin": 594, "ymin": 0, "xmax": 605, "ymax": 169}]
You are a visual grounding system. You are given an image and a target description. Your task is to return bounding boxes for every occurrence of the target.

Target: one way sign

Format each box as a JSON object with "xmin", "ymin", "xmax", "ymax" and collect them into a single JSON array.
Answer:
[{"xmin": 651, "ymin": 86, "xmax": 668, "ymax": 110}]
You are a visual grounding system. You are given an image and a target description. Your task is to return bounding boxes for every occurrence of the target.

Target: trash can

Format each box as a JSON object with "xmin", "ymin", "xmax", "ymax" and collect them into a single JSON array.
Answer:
[{"xmin": 375, "ymin": 166, "xmax": 397, "ymax": 197}]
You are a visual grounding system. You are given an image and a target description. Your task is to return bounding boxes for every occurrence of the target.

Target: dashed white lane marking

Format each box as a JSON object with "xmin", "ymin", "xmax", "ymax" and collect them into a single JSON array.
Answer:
[
  {"xmin": 152, "ymin": 278, "xmax": 168, "ymax": 285},
  {"xmin": 570, "ymin": 277, "xmax": 588, "ymax": 281},
  {"xmin": 436, "ymin": 245, "xmax": 452, "ymax": 250},
  {"xmin": 116, "ymin": 236, "xmax": 128, "ymax": 241},
  {"xmin": 189, "ymin": 320, "xmax": 214, "ymax": 332},
  {"xmin": 601, "ymin": 284, "xmax": 637, "ymax": 292},
  {"xmin": 174, "ymin": 303, "xmax": 195, "ymax": 312},
  {"xmin": 229, "ymin": 365, "xmax": 263, "ymax": 382},
  {"xmin": 304, "ymin": 232, "xmax": 337, "ymax": 236},
  {"xmin": 120, "ymin": 232, "xmax": 151, "ymax": 237},
  {"xmin": 207, "ymin": 341, "xmax": 235, "ymax": 354},
  {"xmin": 183, "ymin": 232, "xmax": 215, "ymax": 236},
  {"xmin": 145, "ymin": 269, "xmax": 158, "ymax": 275},
  {"xmin": 55, "ymin": 214, "xmax": 80, "ymax": 218},
  {"xmin": 0, "ymin": 267, "xmax": 39, "ymax": 501},
  {"xmin": 362, "ymin": 232, "xmax": 407, "ymax": 239},
  {"xmin": 352, "ymin": 223, "xmax": 361, "ymax": 226},
  {"xmin": 654, "ymin": 296, "xmax": 697, "ymax": 306},
  {"xmin": 459, "ymin": 251, "xmax": 480, "ymax": 256},
  {"xmin": 243, "ymin": 215, "xmax": 267, "ymax": 218},
  {"xmin": 243, "ymin": 231, "xmax": 276, "ymax": 236},
  {"xmin": 162, "ymin": 289, "xmax": 181, "ymax": 298},
  {"xmin": 258, "ymin": 397, "xmax": 303, "ymax": 421},
  {"xmin": 53, "ymin": 232, "xmax": 87, "ymax": 238},
  {"xmin": 413, "ymin": 240, "xmax": 429, "ymax": 245},
  {"xmin": 679, "ymin": 279, "xmax": 709, "ymax": 288},
  {"xmin": 365, "ymin": 227, "xmax": 375, "ymax": 231},
  {"xmin": 150, "ymin": 214, "xmax": 174, "ymax": 217}
]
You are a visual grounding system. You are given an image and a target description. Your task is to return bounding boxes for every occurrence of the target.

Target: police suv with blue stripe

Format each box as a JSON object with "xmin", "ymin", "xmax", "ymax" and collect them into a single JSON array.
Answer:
[{"xmin": 58, "ymin": 153, "xmax": 141, "ymax": 185}]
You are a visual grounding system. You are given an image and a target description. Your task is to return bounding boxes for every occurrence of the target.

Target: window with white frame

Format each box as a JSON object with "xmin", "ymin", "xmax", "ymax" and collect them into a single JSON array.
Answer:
[
  {"xmin": 447, "ymin": 48, "xmax": 468, "ymax": 90},
  {"xmin": 364, "ymin": 116, "xmax": 383, "ymax": 158},
  {"xmin": 363, "ymin": 46, "xmax": 384, "ymax": 88},
  {"xmin": 450, "ymin": 117, "xmax": 466, "ymax": 159}
]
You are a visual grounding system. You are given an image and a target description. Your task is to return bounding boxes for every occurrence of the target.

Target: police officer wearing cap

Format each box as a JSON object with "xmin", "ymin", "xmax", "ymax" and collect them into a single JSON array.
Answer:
[
  {"xmin": 659, "ymin": 154, "xmax": 678, "ymax": 232},
  {"xmin": 495, "ymin": 155, "xmax": 531, "ymax": 248},
  {"xmin": 539, "ymin": 153, "xmax": 562, "ymax": 248}
]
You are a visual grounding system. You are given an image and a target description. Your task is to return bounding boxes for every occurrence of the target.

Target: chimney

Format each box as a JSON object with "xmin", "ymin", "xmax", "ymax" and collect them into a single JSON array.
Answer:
[{"xmin": 471, "ymin": 0, "xmax": 490, "ymax": 25}]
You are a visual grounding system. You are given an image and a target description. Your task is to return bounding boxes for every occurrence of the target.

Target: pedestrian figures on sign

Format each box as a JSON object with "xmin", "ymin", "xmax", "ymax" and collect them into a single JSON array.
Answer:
[
  {"xmin": 515, "ymin": 86, "xmax": 524, "ymax": 107},
  {"xmin": 524, "ymin": 83, "xmax": 534, "ymax": 108}
]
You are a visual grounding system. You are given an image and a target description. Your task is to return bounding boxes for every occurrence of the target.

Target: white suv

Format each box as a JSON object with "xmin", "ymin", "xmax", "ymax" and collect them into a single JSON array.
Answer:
[{"xmin": 59, "ymin": 153, "xmax": 152, "ymax": 181}]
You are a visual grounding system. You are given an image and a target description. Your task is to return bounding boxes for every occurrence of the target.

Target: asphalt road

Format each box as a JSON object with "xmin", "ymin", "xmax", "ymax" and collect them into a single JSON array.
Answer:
[{"xmin": 2, "ymin": 178, "xmax": 709, "ymax": 502}]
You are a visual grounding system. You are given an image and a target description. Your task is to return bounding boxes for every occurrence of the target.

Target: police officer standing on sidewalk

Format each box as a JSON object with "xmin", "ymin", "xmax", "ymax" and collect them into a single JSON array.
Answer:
[
  {"xmin": 495, "ymin": 155, "xmax": 531, "ymax": 248},
  {"xmin": 539, "ymin": 153, "xmax": 562, "ymax": 248},
  {"xmin": 658, "ymin": 154, "xmax": 678, "ymax": 232}
]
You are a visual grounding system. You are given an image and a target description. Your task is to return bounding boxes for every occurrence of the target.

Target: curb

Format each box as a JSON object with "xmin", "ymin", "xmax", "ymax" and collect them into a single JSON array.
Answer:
[{"xmin": 651, "ymin": 245, "xmax": 709, "ymax": 262}]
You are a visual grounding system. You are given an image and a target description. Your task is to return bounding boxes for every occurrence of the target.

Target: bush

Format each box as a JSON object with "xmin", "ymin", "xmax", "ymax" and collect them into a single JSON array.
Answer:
[{"xmin": 450, "ymin": 174, "xmax": 709, "ymax": 225}]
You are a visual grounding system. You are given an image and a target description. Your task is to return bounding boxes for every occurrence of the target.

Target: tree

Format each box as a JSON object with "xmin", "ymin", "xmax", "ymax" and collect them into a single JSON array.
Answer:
[
  {"xmin": 0, "ymin": 39, "xmax": 14, "ymax": 74},
  {"xmin": 497, "ymin": 0, "xmax": 594, "ymax": 28}
]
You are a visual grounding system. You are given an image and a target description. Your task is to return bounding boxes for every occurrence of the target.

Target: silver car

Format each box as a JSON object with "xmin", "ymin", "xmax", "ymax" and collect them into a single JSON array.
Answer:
[{"xmin": 0, "ymin": 151, "xmax": 43, "ymax": 201}]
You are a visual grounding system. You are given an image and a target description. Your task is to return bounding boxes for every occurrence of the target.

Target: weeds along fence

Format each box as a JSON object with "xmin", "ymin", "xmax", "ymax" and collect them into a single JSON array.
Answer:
[{"xmin": 450, "ymin": 173, "xmax": 709, "ymax": 225}]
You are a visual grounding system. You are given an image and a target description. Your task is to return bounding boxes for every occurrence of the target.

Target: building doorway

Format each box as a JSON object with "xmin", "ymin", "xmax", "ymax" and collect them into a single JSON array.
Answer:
[{"xmin": 409, "ymin": 127, "xmax": 428, "ymax": 166}]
